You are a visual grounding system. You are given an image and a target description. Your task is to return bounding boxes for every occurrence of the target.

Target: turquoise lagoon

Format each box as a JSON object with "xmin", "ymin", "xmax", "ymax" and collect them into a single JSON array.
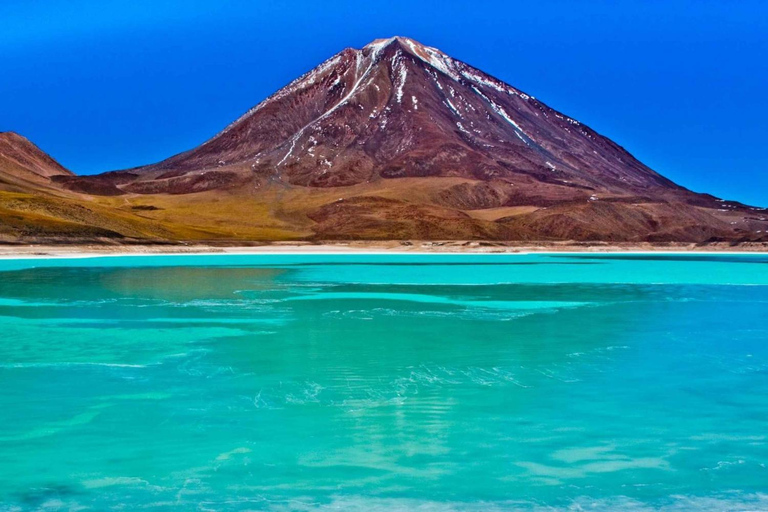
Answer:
[{"xmin": 0, "ymin": 253, "xmax": 767, "ymax": 510}]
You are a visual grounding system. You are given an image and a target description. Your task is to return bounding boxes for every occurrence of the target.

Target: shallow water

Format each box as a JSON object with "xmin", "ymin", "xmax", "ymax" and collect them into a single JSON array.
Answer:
[{"xmin": 1, "ymin": 253, "xmax": 767, "ymax": 510}]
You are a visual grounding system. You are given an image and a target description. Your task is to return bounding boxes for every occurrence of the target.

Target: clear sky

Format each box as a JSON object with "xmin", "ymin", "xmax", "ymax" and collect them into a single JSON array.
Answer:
[{"xmin": 1, "ymin": 0, "xmax": 766, "ymax": 206}]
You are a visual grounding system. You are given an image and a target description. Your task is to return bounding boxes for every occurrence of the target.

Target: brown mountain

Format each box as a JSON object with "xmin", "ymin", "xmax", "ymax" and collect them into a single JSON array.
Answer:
[
  {"xmin": 127, "ymin": 37, "xmax": 679, "ymax": 192},
  {"xmin": 0, "ymin": 132, "xmax": 73, "ymax": 191},
  {"xmin": 3, "ymin": 37, "xmax": 768, "ymax": 244},
  {"xmin": 0, "ymin": 132, "xmax": 183, "ymax": 242}
]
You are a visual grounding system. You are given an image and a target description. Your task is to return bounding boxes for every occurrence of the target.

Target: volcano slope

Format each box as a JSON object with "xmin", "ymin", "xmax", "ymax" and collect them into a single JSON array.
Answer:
[{"xmin": 4, "ymin": 37, "xmax": 768, "ymax": 244}]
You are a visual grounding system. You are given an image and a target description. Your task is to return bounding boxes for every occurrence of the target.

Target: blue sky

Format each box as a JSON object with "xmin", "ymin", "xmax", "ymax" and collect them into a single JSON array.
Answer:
[{"xmin": 1, "ymin": 0, "xmax": 767, "ymax": 205}]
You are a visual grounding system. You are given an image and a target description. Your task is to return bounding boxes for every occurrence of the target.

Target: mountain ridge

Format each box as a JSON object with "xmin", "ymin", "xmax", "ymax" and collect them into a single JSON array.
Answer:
[{"xmin": 2, "ymin": 37, "xmax": 767, "ymax": 244}]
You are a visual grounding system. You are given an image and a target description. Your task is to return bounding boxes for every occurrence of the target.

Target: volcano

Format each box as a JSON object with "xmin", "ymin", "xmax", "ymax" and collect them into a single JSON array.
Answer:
[
  {"xmin": 4, "ymin": 37, "xmax": 768, "ymax": 243},
  {"xmin": 117, "ymin": 36, "xmax": 681, "ymax": 193}
]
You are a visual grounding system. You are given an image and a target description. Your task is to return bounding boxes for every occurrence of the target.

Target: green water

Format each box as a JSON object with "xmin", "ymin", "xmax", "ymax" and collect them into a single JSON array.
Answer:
[{"xmin": 1, "ymin": 253, "xmax": 767, "ymax": 510}]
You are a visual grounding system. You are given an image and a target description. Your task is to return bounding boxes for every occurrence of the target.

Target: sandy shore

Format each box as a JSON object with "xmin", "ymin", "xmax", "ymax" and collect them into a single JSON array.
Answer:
[{"xmin": 1, "ymin": 240, "xmax": 767, "ymax": 258}]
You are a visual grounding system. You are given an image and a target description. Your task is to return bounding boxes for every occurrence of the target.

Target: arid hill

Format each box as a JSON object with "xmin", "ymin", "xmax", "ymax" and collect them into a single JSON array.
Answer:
[
  {"xmin": 0, "ymin": 132, "xmax": 72, "ymax": 189},
  {"xmin": 2, "ymin": 37, "xmax": 767, "ymax": 244}
]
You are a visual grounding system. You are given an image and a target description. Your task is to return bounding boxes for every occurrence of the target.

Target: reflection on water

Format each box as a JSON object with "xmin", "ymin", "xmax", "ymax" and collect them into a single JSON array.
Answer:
[{"xmin": 0, "ymin": 255, "xmax": 767, "ymax": 510}]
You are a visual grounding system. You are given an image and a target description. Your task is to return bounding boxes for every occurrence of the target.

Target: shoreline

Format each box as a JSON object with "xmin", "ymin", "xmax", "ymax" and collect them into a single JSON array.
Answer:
[{"xmin": 1, "ymin": 241, "xmax": 767, "ymax": 259}]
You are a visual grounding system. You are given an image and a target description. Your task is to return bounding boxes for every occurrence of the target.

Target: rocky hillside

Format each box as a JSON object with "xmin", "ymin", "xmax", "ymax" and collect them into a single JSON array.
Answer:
[{"xmin": 0, "ymin": 132, "xmax": 73, "ymax": 191}]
